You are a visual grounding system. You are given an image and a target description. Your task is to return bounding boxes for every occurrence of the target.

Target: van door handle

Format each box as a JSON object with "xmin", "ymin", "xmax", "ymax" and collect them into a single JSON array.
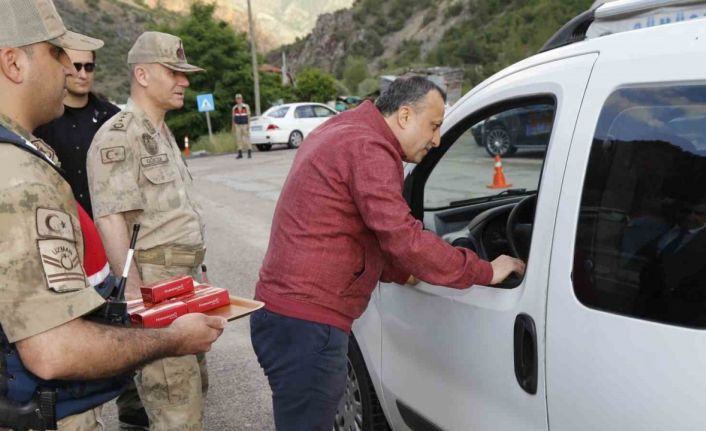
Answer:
[{"xmin": 514, "ymin": 313, "xmax": 538, "ymax": 394}]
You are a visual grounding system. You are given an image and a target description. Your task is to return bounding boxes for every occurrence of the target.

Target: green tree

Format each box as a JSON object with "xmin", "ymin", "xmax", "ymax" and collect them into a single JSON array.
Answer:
[
  {"xmin": 357, "ymin": 77, "xmax": 379, "ymax": 97},
  {"xmin": 294, "ymin": 68, "xmax": 337, "ymax": 103},
  {"xmin": 259, "ymin": 72, "xmax": 295, "ymax": 110},
  {"xmin": 342, "ymin": 56, "xmax": 368, "ymax": 96},
  {"xmin": 154, "ymin": 1, "xmax": 288, "ymax": 140}
]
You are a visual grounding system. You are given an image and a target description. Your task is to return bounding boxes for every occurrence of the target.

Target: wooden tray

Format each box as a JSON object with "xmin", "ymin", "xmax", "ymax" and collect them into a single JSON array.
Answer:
[{"xmin": 204, "ymin": 295, "xmax": 264, "ymax": 322}]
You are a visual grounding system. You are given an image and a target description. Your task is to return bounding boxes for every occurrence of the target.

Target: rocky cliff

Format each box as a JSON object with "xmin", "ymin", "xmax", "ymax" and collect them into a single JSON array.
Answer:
[
  {"xmin": 54, "ymin": 0, "xmax": 353, "ymax": 101},
  {"xmin": 271, "ymin": 0, "xmax": 594, "ymax": 92}
]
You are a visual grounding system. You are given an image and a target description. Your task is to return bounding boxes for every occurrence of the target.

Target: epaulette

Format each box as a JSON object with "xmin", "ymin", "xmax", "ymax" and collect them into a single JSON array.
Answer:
[{"xmin": 110, "ymin": 112, "xmax": 133, "ymax": 132}]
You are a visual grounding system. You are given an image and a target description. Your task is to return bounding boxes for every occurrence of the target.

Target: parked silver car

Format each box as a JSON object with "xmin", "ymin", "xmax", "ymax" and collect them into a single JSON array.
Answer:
[{"xmin": 250, "ymin": 102, "xmax": 337, "ymax": 151}]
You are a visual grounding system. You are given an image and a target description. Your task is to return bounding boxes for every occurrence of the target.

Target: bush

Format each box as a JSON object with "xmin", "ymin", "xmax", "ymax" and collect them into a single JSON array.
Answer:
[
  {"xmin": 190, "ymin": 132, "xmax": 237, "ymax": 155},
  {"xmin": 357, "ymin": 78, "xmax": 379, "ymax": 97},
  {"xmin": 294, "ymin": 68, "xmax": 337, "ymax": 103},
  {"xmin": 343, "ymin": 57, "xmax": 369, "ymax": 96}
]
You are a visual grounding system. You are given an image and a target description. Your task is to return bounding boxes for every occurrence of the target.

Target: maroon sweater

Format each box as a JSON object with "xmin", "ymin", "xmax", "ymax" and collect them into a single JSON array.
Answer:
[{"xmin": 255, "ymin": 101, "xmax": 493, "ymax": 332}]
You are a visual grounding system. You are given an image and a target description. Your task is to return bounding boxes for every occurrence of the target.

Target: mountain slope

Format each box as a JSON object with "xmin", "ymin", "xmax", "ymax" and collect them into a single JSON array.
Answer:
[
  {"xmin": 55, "ymin": 0, "xmax": 180, "ymax": 102},
  {"xmin": 55, "ymin": 0, "xmax": 353, "ymax": 102},
  {"xmin": 272, "ymin": 0, "xmax": 594, "ymax": 92},
  {"xmin": 144, "ymin": 0, "xmax": 353, "ymax": 51}
]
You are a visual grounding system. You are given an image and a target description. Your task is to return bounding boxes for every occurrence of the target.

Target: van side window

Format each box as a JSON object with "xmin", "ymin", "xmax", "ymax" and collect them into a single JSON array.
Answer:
[
  {"xmin": 574, "ymin": 85, "xmax": 706, "ymax": 328},
  {"xmin": 424, "ymin": 100, "xmax": 554, "ymax": 209}
]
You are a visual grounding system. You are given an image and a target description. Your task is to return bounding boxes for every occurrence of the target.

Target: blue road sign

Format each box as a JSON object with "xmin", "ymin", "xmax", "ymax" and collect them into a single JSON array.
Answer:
[{"xmin": 197, "ymin": 93, "xmax": 215, "ymax": 113}]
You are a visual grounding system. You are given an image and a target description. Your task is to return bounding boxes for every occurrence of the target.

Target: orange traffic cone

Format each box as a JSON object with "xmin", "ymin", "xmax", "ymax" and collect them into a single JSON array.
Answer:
[
  {"xmin": 184, "ymin": 136, "xmax": 190, "ymax": 158},
  {"xmin": 487, "ymin": 155, "xmax": 512, "ymax": 189}
]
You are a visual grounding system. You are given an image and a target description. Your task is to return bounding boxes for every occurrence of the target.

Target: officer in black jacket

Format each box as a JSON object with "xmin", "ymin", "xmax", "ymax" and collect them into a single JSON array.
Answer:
[{"xmin": 34, "ymin": 48, "xmax": 120, "ymax": 218}]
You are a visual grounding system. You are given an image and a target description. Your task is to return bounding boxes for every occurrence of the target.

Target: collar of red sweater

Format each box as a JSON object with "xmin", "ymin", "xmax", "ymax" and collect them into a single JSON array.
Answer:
[{"xmin": 354, "ymin": 101, "xmax": 405, "ymax": 160}]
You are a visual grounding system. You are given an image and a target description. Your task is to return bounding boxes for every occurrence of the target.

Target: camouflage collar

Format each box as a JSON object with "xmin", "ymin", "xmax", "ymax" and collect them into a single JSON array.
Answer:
[
  {"xmin": 0, "ymin": 113, "xmax": 33, "ymax": 142},
  {"xmin": 0, "ymin": 114, "xmax": 59, "ymax": 166}
]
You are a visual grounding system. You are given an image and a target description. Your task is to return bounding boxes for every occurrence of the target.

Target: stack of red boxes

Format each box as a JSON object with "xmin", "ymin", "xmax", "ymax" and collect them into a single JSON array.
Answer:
[{"xmin": 127, "ymin": 275, "xmax": 230, "ymax": 328}]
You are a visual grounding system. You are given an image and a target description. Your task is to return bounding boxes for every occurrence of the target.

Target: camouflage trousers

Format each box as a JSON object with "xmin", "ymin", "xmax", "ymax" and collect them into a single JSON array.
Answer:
[
  {"xmin": 0, "ymin": 405, "xmax": 105, "ymax": 431},
  {"xmin": 234, "ymin": 125, "xmax": 252, "ymax": 151},
  {"xmin": 55, "ymin": 406, "xmax": 105, "ymax": 430},
  {"xmin": 119, "ymin": 262, "xmax": 209, "ymax": 431}
]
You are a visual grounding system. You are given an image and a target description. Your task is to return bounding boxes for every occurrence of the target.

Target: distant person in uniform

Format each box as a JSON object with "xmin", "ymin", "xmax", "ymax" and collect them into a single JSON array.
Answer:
[
  {"xmin": 0, "ymin": 3, "xmax": 224, "ymax": 431},
  {"xmin": 34, "ymin": 48, "xmax": 120, "ymax": 219},
  {"xmin": 87, "ymin": 31, "xmax": 211, "ymax": 431},
  {"xmin": 232, "ymin": 93, "xmax": 252, "ymax": 159}
]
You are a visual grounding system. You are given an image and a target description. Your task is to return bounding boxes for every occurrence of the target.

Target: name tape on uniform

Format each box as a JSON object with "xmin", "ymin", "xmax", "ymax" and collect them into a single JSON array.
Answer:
[{"xmin": 140, "ymin": 154, "xmax": 169, "ymax": 168}]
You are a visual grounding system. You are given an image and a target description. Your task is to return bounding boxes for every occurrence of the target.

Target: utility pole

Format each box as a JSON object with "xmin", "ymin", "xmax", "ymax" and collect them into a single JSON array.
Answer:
[
  {"xmin": 282, "ymin": 51, "xmax": 288, "ymax": 86},
  {"xmin": 246, "ymin": 0, "xmax": 261, "ymax": 116}
]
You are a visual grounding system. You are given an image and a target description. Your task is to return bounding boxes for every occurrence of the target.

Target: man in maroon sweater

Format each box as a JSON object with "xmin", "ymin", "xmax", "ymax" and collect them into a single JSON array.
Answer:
[{"xmin": 251, "ymin": 76, "xmax": 525, "ymax": 430}]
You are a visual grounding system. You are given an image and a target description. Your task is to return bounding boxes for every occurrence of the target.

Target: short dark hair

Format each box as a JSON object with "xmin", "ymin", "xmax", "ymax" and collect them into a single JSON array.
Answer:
[{"xmin": 375, "ymin": 75, "xmax": 447, "ymax": 116}]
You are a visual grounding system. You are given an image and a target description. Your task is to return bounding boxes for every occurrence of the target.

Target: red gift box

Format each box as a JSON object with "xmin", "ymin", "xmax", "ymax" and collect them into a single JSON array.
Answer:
[
  {"xmin": 130, "ymin": 301, "xmax": 187, "ymax": 328},
  {"xmin": 181, "ymin": 286, "xmax": 230, "ymax": 313},
  {"xmin": 140, "ymin": 275, "xmax": 194, "ymax": 304}
]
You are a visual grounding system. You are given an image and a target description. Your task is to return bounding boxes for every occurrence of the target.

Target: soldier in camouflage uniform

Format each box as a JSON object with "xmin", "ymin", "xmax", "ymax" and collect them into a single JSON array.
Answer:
[
  {"xmin": 0, "ymin": 3, "xmax": 225, "ymax": 431},
  {"xmin": 232, "ymin": 93, "xmax": 252, "ymax": 159},
  {"xmin": 87, "ymin": 32, "xmax": 210, "ymax": 431}
]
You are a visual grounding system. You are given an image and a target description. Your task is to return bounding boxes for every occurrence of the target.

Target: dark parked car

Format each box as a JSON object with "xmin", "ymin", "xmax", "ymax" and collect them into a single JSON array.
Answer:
[{"xmin": 471, "ymin": 103, "xmax": 555, "ymax": 156}]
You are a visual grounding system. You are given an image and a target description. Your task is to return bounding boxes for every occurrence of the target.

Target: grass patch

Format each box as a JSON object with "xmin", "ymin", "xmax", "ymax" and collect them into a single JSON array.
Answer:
[{"xmin": 191, "ymin": 132, "xmax": 238, "ymax": 155}]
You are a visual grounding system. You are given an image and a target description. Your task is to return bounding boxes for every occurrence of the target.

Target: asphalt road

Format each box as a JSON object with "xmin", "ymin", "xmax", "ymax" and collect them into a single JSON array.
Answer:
[{"xmin": 102, "ymin": 143, "xmax": 542, "ymax": 430}]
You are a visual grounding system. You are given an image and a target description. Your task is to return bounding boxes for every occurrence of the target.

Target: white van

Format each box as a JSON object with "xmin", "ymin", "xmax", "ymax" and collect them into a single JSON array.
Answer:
[{"xmin": 334, "ymin": 1, "xmax": 706, "ymax": 430}]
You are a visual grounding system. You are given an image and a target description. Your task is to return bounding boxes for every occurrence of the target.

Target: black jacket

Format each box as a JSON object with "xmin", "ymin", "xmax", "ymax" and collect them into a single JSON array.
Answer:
[{"xmin": 34, "ymin": 93, "xmax": 120, "ymax": 217}]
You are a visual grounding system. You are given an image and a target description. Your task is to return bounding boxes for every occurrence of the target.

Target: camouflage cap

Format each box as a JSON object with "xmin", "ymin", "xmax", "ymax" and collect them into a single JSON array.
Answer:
[
  {"xmin": 127, "ymin": 32, "xmax": 205, "ymax": 73},
  {"xmin": 0, "ymin": 0, "xmax": 103, "ymax": 50}
]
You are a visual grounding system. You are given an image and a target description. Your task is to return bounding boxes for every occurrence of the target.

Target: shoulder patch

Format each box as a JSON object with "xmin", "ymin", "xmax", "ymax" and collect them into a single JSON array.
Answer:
[
  {"xmin": 101, "ymin": 146, "xmax": 126, "ymax": 164},
  {"xmin": 37, "ymin": 239, "xmax": 87, "ymax": 292},
  {"xmin": 141, "ymin": 153, "xmax": 169, "ymax": 167},
  {"xmin": 36, "ymin": 208, "xmax": 75, "ymax": 241},
  {"xmin": 141, "ymin": 133, "xmax": 159, "ymax": 155},
  {"xmin": 32, "ymin": 139, "xmax": 58, "ymax": 164},
  {"xmin": 110, "ymin": 112, "xmax": 133, "ymax": 131}
]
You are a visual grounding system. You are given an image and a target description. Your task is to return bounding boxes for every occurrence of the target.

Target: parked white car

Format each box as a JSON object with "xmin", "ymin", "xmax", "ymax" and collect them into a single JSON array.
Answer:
[
  {"xmin": 335, "ymin": 1, "xmax": 706, "ymax": 430},
  {"xmin": 249, "ymin": 102, "xmax": 337, "ymax": 151}
]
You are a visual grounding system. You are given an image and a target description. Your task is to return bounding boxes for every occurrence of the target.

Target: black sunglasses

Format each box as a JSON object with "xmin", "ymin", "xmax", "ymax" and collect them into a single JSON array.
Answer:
[{"xmin": 73, "ymin": 62, "xmax": 95, "ymax": 73}]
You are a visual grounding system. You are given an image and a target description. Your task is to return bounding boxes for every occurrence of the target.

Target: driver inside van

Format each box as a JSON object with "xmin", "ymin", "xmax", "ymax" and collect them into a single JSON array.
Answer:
[{"xmin": 638, "ymin": 198, "xmax": 706, "ymax": 324}]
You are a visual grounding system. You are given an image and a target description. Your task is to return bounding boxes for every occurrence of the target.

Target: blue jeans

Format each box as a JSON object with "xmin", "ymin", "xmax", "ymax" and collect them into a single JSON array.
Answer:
[{"xmin": 250, "ymin": 309, "xmax": 349, "ymax": 431}]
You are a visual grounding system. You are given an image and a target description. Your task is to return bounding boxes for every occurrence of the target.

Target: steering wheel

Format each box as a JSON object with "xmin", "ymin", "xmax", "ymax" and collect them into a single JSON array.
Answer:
[{"xmin": 505, "ymin": 194, "xmax": 537, "ymax": 260}]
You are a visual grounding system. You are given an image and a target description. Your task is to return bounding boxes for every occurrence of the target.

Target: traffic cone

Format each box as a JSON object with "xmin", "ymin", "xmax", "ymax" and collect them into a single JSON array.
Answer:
[
  {"xmin": 487, "ymin": 155, "xmax": 512, "ymax": 189},
  {"xmin": 184, "ymin": 136, "xmax": 190, "ymax": 158}
]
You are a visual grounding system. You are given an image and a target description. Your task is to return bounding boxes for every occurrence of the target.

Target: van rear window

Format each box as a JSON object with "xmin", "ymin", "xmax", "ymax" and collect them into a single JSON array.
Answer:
[{"xmin": 574, "ymin": 84, "xmax": 706, "ymax": 328}]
